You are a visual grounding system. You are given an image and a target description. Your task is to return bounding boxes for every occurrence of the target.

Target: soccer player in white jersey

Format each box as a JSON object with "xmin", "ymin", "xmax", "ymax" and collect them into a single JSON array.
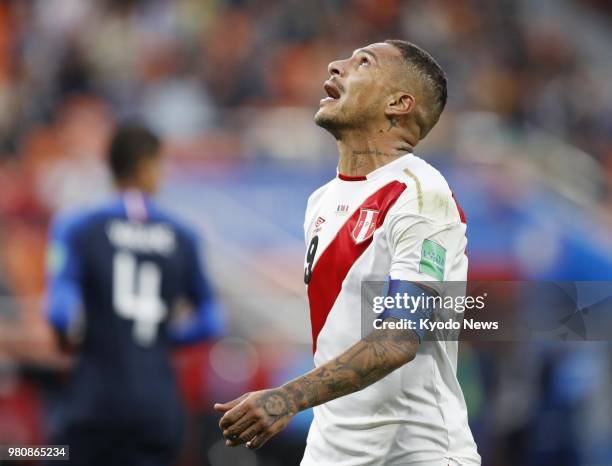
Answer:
[{"xmin": 215, "ymin": 40, "xmax": 481, "ymax": 466}]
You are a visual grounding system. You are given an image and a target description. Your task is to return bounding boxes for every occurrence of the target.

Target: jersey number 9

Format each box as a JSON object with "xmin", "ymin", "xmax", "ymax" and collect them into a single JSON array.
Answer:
[{"xmin": 304, "ymin": 235, "xmax": 319, "ymax": 285}]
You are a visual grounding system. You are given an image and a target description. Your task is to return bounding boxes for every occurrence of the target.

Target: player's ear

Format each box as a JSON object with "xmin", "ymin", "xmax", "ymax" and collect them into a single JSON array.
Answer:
[{"xmin": 384, "ymin": 92, "xmax": 415, "ymax": 118}]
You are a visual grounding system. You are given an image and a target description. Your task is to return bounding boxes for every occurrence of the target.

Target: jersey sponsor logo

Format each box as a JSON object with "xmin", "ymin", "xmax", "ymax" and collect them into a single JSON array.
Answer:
[
  {"xmin": 307, "ymin": 181, "xmax": 406, "ymax": 353},
  {"xmin": 315, "ymin": 216, "xmax": 326, "ymax": 228},
  {"xmin": 419, "ymin": 239, "xmax": 446, "ymax": 281},
  {"xmin": 351, "ymin": 209, "xmax": 379, "ymax": 243}
]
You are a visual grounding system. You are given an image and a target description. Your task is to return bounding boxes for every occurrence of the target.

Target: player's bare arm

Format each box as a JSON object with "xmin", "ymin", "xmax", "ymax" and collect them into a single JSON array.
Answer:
[{"xmin": 214, "ymin": 318, "xmax": 418, "ymax": 449}]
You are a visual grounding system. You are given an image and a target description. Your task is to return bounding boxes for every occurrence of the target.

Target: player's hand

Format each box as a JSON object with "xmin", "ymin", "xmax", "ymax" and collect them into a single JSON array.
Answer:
[{"xmin": 214, "ymin": 387, "xmax": 298, "ymax": 450}]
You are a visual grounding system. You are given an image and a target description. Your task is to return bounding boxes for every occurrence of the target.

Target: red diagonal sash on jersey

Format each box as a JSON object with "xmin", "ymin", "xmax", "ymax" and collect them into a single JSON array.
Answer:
[
  {"xmin": 451, "ymin": 192, "xmax": 466, "ymax": 224},
  {"xmin": 307, "ymin": 181, "xmax": 407, "ymax": 353}
]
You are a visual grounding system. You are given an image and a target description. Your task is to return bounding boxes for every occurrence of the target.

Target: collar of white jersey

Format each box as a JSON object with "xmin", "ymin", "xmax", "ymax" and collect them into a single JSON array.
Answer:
[{"xmin": 336, "ymin": 152, "xmax": 414, "ymax": 182}]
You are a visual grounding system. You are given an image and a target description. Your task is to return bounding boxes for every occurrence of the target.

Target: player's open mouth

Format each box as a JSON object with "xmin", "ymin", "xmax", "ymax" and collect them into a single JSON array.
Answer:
[{"xmin": 320, "ymin": 81, "xmax": 342, "ymax": 105}]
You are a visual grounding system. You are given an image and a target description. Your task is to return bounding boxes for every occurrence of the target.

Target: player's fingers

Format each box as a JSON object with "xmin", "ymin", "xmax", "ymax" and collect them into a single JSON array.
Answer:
[
  {"xmin": 219, "ymin": 401, "xmax": 256, "ymax": 430},
  {"xmin": 224, "ymin": 421, "xmax": 263, "ymax": 447},
  {"xmin": 223, "ymin": 416, "xmax": 256, "ymax": 439},
  {"xmin": 238, "ymin": 421, "xmax": 264, "ymax": 444},
  {"xmin": 224, "ymin": 437, "xmax": 243, "ymax": 447},
  {"xmin": 245, "ymin": 417, "xmax": 284, "ymax": 450},
  {"xmin": 214, "ymin": 392, "xmax": 250, "ymax": 413},
  {"xmin": 245, "ymin": 430, "xmax": 274, "ymax": 450},
  {"xmin": 213, "ymin": 404, "xmax": 231, "ymax": 413}
]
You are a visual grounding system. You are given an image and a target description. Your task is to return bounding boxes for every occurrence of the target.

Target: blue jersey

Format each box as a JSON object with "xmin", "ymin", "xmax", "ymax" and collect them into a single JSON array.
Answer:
[{"xmin": 46, "ymin": 191, "xmax": 224, "ymax": 427}]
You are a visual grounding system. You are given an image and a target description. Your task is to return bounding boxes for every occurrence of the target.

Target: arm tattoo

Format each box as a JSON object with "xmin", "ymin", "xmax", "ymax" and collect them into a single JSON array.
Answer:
[{"xmin": 283, "ymin": 322, "xmax": 419, "ymax": 411}]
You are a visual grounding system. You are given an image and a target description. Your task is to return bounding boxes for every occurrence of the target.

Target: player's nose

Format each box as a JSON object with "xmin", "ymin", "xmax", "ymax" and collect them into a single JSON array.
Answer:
[{"xmin": 328, "ymin": 59, "xmax": 344, "ymax": 77}]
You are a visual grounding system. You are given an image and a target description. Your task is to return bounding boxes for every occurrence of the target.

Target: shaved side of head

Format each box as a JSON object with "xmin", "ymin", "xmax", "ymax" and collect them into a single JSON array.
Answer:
[{"xmin": 385, "ymin": 40, "xmax": 447, "ymax": 138}]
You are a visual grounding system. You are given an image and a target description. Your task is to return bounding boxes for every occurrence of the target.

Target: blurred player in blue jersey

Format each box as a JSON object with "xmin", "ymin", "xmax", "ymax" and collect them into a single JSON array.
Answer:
[{"xmin": 45, "ymin": 124, "xmax": 225, "ymax": 466}]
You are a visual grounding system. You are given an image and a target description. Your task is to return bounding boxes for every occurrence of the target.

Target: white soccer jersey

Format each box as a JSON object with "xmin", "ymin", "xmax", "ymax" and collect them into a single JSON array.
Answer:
[{"xmin": 301, "ymin": 153, "xmax": 480, "ymax": 466}]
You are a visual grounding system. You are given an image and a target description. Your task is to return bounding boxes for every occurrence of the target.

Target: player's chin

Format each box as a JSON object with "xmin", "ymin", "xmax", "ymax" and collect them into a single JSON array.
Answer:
[{"xmin": 314, "ymin": 107, "xmax": 341, "ymax": 130}]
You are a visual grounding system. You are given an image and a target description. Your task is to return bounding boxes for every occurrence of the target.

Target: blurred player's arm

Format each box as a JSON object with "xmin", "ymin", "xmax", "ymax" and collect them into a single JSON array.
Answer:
[
  {"xmin": 215, "ymin": 307, "xmax": 422, "ymax": 450},
  {"xmin": 169, "ymin": 232, "xmax": 226, "ymax": 345},
  {"xmin": 45, "ymin": 217, "xmax": 84, "ymax": 352}
]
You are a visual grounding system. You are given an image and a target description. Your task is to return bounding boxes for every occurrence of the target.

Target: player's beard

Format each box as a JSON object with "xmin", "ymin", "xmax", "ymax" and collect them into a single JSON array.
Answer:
[{"xmin": 314, "ymin": 102, "xmax": 373, "ymax": 141}]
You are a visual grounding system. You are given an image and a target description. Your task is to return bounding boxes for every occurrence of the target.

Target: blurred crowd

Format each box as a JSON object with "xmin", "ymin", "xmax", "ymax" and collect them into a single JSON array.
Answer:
[
  {"xmin": 0, "ymin": 1, "xmax": 611, "ymax": 465},
  {"xmin": 0, "ymin": 0, "xmax": 610, "ymax": 297},
  {"xmin": 1, "ymin": 0, "xmax": 611, "ymax": 156}
]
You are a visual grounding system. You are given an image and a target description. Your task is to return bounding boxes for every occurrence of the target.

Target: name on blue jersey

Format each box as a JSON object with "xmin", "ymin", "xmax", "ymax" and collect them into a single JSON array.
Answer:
[{"xmin": 107, "ymin": 220, "xmax": 176, "ymax": 255}]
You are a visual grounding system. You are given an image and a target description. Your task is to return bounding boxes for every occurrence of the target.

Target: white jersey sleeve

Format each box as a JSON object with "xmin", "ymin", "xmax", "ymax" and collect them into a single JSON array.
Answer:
[{"xmin": 385, "ymin": 181, "xmax": 468, "ymax": 292}]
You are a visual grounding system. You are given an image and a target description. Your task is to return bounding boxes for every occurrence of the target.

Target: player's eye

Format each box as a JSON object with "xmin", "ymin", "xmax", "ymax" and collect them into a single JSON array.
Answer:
[{"xmin": 359, "ymin": 56, "xmax": 370, "ymax": 67}]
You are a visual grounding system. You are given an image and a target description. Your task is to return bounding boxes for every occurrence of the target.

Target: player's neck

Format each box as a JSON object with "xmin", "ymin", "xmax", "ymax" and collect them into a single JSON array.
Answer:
[
  {"xmin": 336, "ymin": 133, "xmax": 413, "ymax": 178},
  {"xmin": 115, "ymin": 181, "xmax": 155, "ymax": 196}
]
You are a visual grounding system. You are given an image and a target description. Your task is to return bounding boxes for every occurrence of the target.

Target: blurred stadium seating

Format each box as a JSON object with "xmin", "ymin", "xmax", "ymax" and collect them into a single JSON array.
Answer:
[{"xmin": 0, "ymin": 1, "xmax": 611, "ymax": 465}]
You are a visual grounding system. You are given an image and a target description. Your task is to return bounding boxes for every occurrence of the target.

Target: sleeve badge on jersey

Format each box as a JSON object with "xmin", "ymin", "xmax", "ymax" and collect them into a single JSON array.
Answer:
[
  {"xmin": 351, "ymin": 209, "xmax": 379, "ymax": 244},
  {"xmin": 419, "ymin": 239, "xmax": 446, "ymax": 281}
]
